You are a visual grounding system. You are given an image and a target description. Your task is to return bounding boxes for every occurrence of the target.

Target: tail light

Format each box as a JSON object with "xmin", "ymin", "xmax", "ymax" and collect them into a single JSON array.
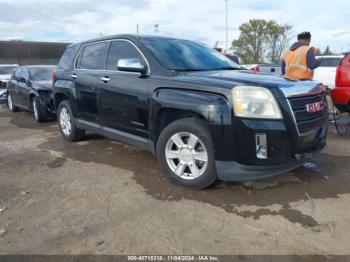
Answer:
[
  {"xmin": 251, "ymin": 66, "xmax": 260, "ymax": 72},
  {"xmin": 52, "ymin": 70, "xmax": 57, "ymax": 83}
]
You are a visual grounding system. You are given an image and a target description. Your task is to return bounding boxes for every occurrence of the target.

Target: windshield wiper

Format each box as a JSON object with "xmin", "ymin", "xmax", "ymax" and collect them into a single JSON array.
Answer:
[
  {"xmin": 171, "ymin": 68, "xmax": 208, "ymax": 72},
  {"xmin": 212, "ymin": 67, "xmax": 242, "ymax": 70}
]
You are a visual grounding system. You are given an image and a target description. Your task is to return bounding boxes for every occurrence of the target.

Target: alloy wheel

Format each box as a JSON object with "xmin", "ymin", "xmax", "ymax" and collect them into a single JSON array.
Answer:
[
  {"xmin": 8, "ymin": 94, "xmax": 13, "ymax": 111},
  {"xmin": 59, "ymin": 107, "xmax": 72, "ymax": 136},
  {"xmin": 165, "ymin": 132, "xmax": 208, "ymax": 180},
  {"xmin": 33, "ymin": 99, "xmax": 39, "ymax": 120}
]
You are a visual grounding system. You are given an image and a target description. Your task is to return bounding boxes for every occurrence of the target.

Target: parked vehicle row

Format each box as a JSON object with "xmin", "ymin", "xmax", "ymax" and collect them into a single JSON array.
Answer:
[{"xmin": 3, "ymin": 35, "xmax": 330, "ymax": 189}]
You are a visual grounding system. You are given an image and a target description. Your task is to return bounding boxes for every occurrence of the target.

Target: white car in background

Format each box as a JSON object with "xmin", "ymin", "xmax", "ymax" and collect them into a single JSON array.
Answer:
[
  {"xmin": 0, "ymin": 64, "xmax": 19, "ymax": 104},
  {"xmin": 314, "ymin": 55, "xmax": 343, "ymax": 89}
]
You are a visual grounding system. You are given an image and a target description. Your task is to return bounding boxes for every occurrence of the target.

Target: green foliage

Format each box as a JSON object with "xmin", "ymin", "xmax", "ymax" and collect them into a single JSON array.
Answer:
[{"xmin": 231, "ymin": 19, "xmax": 293, "ymax": 64}]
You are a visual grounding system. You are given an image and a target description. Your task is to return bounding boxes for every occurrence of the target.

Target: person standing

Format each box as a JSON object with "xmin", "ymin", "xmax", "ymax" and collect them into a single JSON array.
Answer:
[{"xmin": 282, "ymin": 32, "xmax": 321, "ymax": 81}]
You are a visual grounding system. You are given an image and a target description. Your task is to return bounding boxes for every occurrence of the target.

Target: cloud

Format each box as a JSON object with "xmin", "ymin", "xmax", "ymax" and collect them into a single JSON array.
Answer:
[{"xmin": 0, "ymin": 0, "xmax": 349, "ymax": 52}]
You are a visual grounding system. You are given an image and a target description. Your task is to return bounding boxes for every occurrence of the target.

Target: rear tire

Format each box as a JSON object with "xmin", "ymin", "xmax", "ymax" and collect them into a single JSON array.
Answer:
[
  {"xmin": 156, "ymin": 118, "xmax": 217, "ymax": 189},
  {"xmin": 32, "ymin": 96, "xmax": 48, "ymax": 122},
  {"xmin": 57, "ymin": 100, "xmax": 85, "ymax": 141},
  {"xmin": 7, "ymin": 92, "xmax": 19, "ymax": 112}
]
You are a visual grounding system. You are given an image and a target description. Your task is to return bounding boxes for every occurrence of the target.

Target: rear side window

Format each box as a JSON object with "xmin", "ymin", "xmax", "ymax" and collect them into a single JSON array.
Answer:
[
  {"xmin": 77, "ymin": 42, "xmax": 107, "ymax": 70},
  {"xmin": 57, "ymin": 46, "xmax": 79, "ymax": 70},
  {"xmin": 106, "ymin": 41, "xmax": 146, "ymax": 71}
]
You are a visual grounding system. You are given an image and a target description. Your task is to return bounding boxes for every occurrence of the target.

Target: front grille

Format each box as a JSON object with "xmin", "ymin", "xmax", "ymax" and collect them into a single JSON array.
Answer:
[{"xmin": 288, "ymin": 93, "xmax": 328, "ymax": 133}]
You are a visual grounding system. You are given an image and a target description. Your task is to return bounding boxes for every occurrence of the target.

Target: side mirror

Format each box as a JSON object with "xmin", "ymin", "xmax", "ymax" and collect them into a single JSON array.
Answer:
[
  {"xmin": 17, "ymin": 77, "xmax": 26, "ymax": 83},
  {"xmin": 117, "ymin": 59, "xmax": 147, "ymax": 74}
]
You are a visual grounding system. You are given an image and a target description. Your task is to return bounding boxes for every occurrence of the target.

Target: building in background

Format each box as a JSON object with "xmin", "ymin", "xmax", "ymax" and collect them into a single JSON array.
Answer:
[{"xmin": 0, "ymin": 40, "xmax": 70, "ymax": 65}]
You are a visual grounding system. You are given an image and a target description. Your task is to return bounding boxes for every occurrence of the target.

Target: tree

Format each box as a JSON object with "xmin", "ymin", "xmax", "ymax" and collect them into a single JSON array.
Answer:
[
  {"xmin": 266, "ymin": 22, "xmax": 292, "ymax": 64},
  {"xmin": 323, "ymin": 46, "xmax": 333, "ymax": 55},
  {"xmin": 231, "ymin": 19, "xmax": 293, "ymax": 64}
]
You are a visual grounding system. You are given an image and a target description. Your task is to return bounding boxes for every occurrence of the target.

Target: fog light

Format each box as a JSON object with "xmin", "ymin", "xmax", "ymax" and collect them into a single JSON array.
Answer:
[{"xmin": 256, "ymin": 133, "xmax": 267, "ymax": 159}]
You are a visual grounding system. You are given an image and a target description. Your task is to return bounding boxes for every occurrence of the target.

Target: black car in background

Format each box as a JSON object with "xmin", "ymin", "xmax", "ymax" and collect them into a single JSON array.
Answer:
[
  {"xmin": 53, "ymin": 35, "xmax": 328, "ymax": 189},
  {"xmin": 7, "ymin": 65, "xmax": 56, "ymax": 122}
]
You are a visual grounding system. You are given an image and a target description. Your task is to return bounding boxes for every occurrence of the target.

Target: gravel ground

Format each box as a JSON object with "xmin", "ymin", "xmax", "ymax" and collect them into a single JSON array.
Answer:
[{"xmin": 0, "ymin": 106, "xmax": 350, "ymax": 255}]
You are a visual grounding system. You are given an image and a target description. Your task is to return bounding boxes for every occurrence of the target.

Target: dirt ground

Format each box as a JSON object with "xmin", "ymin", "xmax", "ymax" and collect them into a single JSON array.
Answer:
[{"xmin": 0, "ymin": 105, "xmax": 350, "ymax": 255}]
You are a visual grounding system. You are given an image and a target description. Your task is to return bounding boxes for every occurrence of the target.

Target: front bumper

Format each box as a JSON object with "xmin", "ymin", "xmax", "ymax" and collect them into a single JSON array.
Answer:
[{"xmin": 216, "ymin": 117, "xmax": 328, "ymax": 182}]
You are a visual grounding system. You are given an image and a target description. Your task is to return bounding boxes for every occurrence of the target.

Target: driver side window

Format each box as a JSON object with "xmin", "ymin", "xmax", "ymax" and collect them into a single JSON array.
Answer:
[{"xmin": 106, "ymin": 41, "xmax": 146, "ymax": 71}]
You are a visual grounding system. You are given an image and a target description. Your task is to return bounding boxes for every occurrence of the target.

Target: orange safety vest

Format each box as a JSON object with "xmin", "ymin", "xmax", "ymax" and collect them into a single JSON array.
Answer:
[{"xmin": 283, "ymin": 46, "xmax": 317, "ymax": 81}]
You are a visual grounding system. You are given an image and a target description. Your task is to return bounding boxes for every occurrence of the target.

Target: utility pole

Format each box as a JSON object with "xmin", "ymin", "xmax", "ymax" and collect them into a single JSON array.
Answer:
[
  {"xmin": 225, "ymin": 0, "xmax": 228, "ymax": 52},
  {"xmin": 137, "ymin": 24, "xmax": 139, "ymax": 35}
]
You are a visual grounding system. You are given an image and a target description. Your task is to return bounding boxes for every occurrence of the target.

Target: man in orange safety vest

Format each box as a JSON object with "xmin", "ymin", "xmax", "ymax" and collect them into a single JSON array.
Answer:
[{"xmin": 282, "ymin": 32, "xmax": 321, "ymax": 81}]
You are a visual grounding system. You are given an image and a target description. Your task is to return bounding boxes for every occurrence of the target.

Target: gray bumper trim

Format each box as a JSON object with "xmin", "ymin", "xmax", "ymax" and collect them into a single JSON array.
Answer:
[{"xmin": 216, "ymin": 160, "xmax": 302, "ymax": 182}]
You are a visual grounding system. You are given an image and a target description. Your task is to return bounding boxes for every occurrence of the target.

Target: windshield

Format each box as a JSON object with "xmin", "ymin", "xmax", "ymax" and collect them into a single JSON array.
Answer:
[
  {"xmin": 140, "ymin": 38, "xmax": 241, "ymax": 71},
  {"xmin": 29, "ymin": 67, "xmax": 55, "ymax": 81},
  {"xmin": 0, "ymin": 66, "xmax": 18, "ymax": 75}
]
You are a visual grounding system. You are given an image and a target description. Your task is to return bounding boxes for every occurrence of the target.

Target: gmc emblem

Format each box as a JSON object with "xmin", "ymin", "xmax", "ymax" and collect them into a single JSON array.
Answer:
[{"xmin": 306, "ymin": 101, "xmax": 324, "ymax": 113}]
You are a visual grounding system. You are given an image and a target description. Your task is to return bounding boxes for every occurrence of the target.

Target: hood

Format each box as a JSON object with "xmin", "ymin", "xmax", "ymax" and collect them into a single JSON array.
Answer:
[
  {"xmin": 32, "ymin": 80, "xmax": 53, "ymax": 90},
  {"xmin": 179, "ymin": 70, "xmax": 323, "ymax": 98},
  {"xmin": 0, "ymin": 74, "xmax": 12, "ymax": 82}
]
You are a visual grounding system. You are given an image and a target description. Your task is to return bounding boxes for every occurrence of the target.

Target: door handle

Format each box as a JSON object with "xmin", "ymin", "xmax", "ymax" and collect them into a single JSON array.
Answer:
[
  {"xmin": 100, "ymin": 76, "xmax": 110, "ymax": 83},
  {"xmin": 71, "ymin": 74, "xmax": 77, "ymax": 79}
]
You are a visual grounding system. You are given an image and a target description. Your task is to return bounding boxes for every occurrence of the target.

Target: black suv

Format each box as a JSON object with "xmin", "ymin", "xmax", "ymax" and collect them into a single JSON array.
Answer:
[{"xmin": 53, "ymin": 35, "xmax": 328, "ymax": 189}]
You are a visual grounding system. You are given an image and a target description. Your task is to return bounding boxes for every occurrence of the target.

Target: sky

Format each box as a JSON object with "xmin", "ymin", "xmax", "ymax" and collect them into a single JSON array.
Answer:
[{"xmin": 0, "ymin": 0, "xmax": 349, "ymax": 53}]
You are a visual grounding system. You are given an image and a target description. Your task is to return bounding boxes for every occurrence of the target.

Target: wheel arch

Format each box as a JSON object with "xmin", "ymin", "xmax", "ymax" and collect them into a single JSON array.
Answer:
[
  {"xmin": 28, "ymin": 91, "xmax": 38, "ymax": 110},
  {"xmin": 151, "ymin": 88, "xmax": 234, "ymax": 159}
]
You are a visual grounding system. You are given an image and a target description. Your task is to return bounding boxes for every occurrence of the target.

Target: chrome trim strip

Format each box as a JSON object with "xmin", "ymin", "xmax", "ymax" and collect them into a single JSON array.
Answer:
[
  {"xmin": 76, "ymin": 119, "xmax": 101, "ymax": 129},
  {"xmin": 102, "ymin": 126, "xmax": 148, "ymax": 143},
  {"xmin": 73, "ymin": 39, "xmax": 151, "ymax": 75},
  {"xmin": 131, "ymin": 121, "xmax": 145, "ymax": 127}
]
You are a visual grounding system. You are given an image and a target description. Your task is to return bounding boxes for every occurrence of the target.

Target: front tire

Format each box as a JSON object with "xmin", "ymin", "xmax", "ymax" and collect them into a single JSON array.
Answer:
[
  {"xmin": 7, "ymin": 92, "xmax": 19, "ymax": 112},
  {"xmin": 57, "ymin": 100, "xmax": 85, "ymax": 141},
  {"xmin": 156, "ymin": 118, "xmax": 217, "ymax": 189},
  {"xmin": 32, "ymin": 96, "xmax": 48, "ymax": 122}
]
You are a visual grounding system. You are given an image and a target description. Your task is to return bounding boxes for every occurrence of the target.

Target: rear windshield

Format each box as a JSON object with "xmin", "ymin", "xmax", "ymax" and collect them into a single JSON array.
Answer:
[
  {"xmin": 0, "ymin": 66, "xmax": 18, "ymax": 75},
  {"xmin": 57, "ymin": 46, "xmax": 79, "ymax": 69},
  {"xmin": 29, "ymin": 67, "xmax": 56, "ymax": 81},
  {"xmin": 319, "ymin": 57, "xmax": 342, "ymax": 67}
]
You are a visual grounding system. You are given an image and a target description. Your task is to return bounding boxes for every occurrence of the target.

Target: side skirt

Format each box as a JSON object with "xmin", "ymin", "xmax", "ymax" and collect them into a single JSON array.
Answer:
[{"xmin": 75, "ymin": 119, "xmax": 155, "ymax": 154}]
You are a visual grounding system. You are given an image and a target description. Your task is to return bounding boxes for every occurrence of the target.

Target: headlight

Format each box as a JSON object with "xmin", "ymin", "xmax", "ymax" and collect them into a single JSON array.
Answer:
[{"xmin": 232, "ymin": 86, "xmax": 282, "ymax": 119}]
